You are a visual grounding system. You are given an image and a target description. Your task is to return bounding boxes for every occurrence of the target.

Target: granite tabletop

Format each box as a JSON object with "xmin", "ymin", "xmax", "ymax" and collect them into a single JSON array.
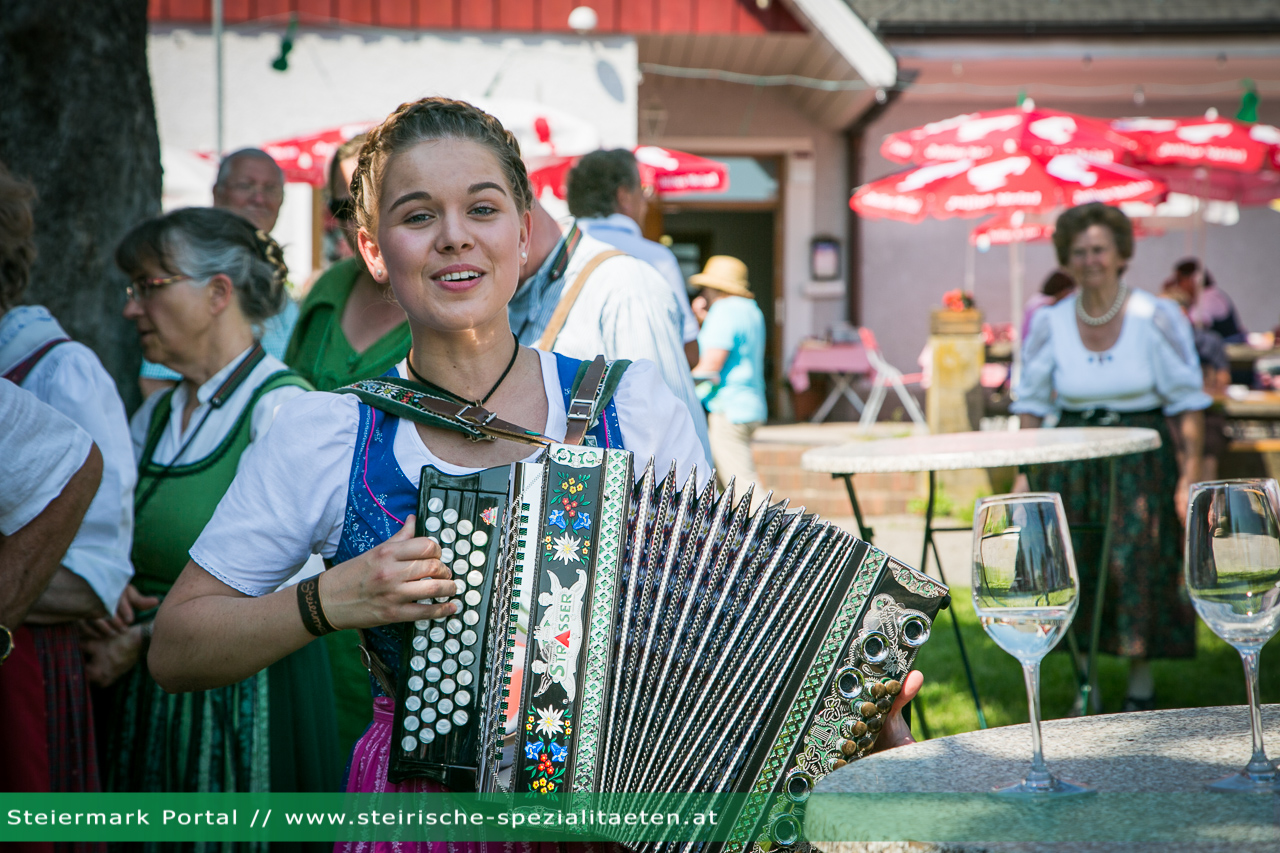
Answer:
[
  {"xmin": 800, "ymin": 427, "xmax": 1162, "ymax": 475},
  {"xmin": 805, "ymin": 704, "xmax": 1280, "ymax": 853}
]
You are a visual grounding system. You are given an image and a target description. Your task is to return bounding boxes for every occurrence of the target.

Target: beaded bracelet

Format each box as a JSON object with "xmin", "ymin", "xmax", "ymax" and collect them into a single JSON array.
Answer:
[{"xmin": 297, "ymin": 575, "xmax": 338, "ymax": 636}]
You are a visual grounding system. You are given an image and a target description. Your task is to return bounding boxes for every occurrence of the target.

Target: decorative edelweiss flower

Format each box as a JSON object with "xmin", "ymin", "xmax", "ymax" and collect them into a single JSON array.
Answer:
[
  {"xmin": 534, "ymin": 705, "xmax": 564, "ymax": 738},
  {"xmin": 551, "ymin": 532, "xmax": 583, "ymax": 565}
]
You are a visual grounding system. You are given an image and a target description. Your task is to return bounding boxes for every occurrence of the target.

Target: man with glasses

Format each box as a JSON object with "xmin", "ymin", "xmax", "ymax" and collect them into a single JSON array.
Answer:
[{"xmin": 139, "ymin": 149, "xmax": 300, "ymax": 397}]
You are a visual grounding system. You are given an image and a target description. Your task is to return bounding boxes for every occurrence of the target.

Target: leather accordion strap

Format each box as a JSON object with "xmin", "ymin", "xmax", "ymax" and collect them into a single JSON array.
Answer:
[
  {"xmin": 534, "ymin": 249, "xmax": 625, "ymax": 351},
  {"xmin": 338, "ymin": 377, "xmax": 555, "ymax": 447}
]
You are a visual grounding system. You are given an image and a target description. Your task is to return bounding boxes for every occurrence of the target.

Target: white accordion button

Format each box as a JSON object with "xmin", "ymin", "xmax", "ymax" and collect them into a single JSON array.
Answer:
[
  {"xmin": 442, "ymin": 659, "xmax": 458, "ymax": 675},
  {"xmin": 412, "ymin": 635, "xmax": 427, "ymax": 651},
  {"xmin": 458, "ymin": 650, "xmax": 475, "ymax": 667},
  {"xmin": 453, "ymin": 560, "xmax": 469, "ymax": 575},
  {"xmin": 403, "ymin": 715, "xmax": 419, "ymax": 732},
  {"xmin": 425, "ymin": 516, "xmax": 441, "ymax": 533},
  {"xmin": 457, "ymin": 670, "xmax": 474, "ymax": 687},
  {"xmin": 407, "ymin": 676, "xmax": 424, "ymax": 692},
  {"xmin": 418, "ymin": 728, "xmax": 435, "ymax": 744},
  {"xmin": 455, "ymin": 689, "xmax": 472, "ymax": 706},
  {"xmin": 425, "ymin": 666, "xmax": 441, "ymax": 682},
  {"xmin": 452, "ymin": 710, "xmax": 469, "ymax": 727},
  {"xmin": 441, "ymin": 528, "xmax": 456, "ymax": 544},
  {"xmin": 464, "ymin": 590, "xmax": 481, "ymax": 607},
  {"xmin": 455, "ymin": 539, "xmax": 471, "ymax": 556},
  {"xmin": 443, "ymin": 508, "xmax": 459, "ymax": 524},
  {"xmin": 472, "ymin": 530, "xmax": 489, "ymax": 547},
  {"xmin": 454, "ymin": 578, "xmax": 467, "ymax": 595},
  {"xmin": 462, "ymin": 610, "xmax": 479, "ymax": 626},
  {"xmin": 438, "ymin": 697, "xmax": 454, "ymax": 714},
  {"xmin": 461, "ymin": 629, "xmax": 478, "ymax": 646},
  {"xmin": 423, "ymin": 687, "xmax": 440, "ymax": 703},
  {"xmin": 436, "ymin": 719, "xmax": 452, "ymax": 735},
  {"xmin": 401, "ymin": 735, "xmax": 418, "ymax": 752},
  {"xmin": 469, "ymin": 551, "xmax": 486, "ymax": 567},
  {"xmin": 409, "ymin": 655, "xmax": 426, "ymax": 672},
  {"xmin": 446, "ymin": 618, "xmax": 463, "ymax": 634},
  {"xmin": 457, "ymin": 519, "xmax": 473, "ymax": 535},
  {"xmin": 444, "ymin": 638, "xmax": 461, "ymax": 655},
  {"xmin": 467, "ymin": 570, "xmax": 483, "ymax": 587},
  {"xmin": 414, "ymin": 620, "xmax": 431, "ymax": 630},
  {"xmin": 440, "ymin": 548, "xmax": 454, "ymax": 563},
  {"xmin": 426, "ymin": 647, "xmax": 443, "ymax": 664},
  {"xmin": 427, "ymin": 497, "xmax": 444, "ymax": 513},
  {"xmin": 429, "ymin": 626, "xmax": 446, "ymax": 643},
  {"xmin": 421, "ymin": 706, "xmax": 437, "ymax": 723},
  {"xmin": 405, "ymin": 696, "xmax": 421, "ymax": 712},
  {"xmin": 440, "ymin": 678, "xmax": 456, "ymax": 695}
]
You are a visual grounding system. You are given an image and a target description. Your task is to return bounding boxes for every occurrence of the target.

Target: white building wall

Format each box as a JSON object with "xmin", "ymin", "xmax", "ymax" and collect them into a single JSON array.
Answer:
[{"xmin": 148, "ymin": 25, "xmax": 639, "ymax": 279}]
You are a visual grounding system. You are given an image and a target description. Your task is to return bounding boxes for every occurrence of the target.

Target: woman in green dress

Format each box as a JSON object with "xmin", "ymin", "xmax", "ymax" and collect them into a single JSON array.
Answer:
[
  {"xmin": 284, "ymin": 134, "xmax": 412, "ymax": 759},
  {"xmin": 94, "ymin": 208, "xmax": 340, "ymax": 812}
]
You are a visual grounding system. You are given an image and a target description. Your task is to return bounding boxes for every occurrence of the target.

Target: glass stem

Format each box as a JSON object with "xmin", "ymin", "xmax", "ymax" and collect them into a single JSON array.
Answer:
[
  {"xmin": 1239, "ymin": 647, "xmax": 1273, "ymax": 776},
  {"xmin": 1023, "ymin": 660, "xmax": 1050, "ymax": 779}
]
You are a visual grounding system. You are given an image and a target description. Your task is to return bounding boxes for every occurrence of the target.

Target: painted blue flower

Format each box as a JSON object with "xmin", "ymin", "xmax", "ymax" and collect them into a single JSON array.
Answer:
[
  {"xmin": 548, "ymin": 509, "xmax": 566, "ymax": 530},
  {"xmin": 573, "ymin": 511, "xmax": 591, "ymax": 531},
  {"xmin": 549, "ymin": 742, "xmax": 569, "ymax": 763},
  {"xmin": 524, "ymin": 741, "xmax": 543, "ymax": 761}
]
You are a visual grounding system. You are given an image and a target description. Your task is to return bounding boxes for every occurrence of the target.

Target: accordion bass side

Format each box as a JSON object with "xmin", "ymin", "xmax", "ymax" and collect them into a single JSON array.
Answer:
[{"xmin": 390, "ymin": 444, "xmax": 948, "ymax": 850}]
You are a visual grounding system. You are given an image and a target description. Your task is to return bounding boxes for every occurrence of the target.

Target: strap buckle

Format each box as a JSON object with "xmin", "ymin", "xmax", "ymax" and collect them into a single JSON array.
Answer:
[
  {"xmin": 567, "ymin": 398, "xmax": 594, "ymax": 421},
  {"xmin": 455, "ymin": 405, "xmax": 497, "ymax": 427}
]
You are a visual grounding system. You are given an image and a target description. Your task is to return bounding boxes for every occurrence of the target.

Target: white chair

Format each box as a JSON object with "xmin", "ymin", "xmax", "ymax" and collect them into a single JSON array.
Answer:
[{"xmin": 857, "ymin": 327, "xmax": 928, "ymax": 432}]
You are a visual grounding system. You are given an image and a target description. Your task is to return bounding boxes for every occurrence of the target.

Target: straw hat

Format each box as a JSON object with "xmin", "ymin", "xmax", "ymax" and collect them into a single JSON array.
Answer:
[{"xmin": 689, "ymin": 255, "xmax": 753, "ymax": 299}]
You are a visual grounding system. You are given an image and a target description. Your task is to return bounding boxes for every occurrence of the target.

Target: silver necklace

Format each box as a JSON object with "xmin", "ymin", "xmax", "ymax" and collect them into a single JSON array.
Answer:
[{"xmin": 1076, "ymin": 283, "xmax": 1128, "ymax": 326}]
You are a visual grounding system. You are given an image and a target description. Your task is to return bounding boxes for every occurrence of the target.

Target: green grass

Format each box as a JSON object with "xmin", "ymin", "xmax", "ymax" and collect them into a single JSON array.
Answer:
[{"xmin": 909, "ymin": 590, "xmax": 1280, "ymax": 740}]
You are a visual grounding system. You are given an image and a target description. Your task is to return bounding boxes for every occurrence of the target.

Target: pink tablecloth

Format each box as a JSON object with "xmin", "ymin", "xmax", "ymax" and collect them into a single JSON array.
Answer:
[{"xmin": 788, "ymin": 343, "xmax": 871, "ymax": 393}]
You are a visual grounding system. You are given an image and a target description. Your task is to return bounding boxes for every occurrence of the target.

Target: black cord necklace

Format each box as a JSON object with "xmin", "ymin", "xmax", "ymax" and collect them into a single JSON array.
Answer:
[{"xmin": 406, "ymin": 332, "xmax": 521, "ymax": 407}]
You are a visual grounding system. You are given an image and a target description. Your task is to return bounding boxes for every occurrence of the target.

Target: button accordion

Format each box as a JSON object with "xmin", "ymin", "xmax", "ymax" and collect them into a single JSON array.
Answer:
[{"xmin": 388, "ymin": 443, "xmax": 948, "ymax": 851}]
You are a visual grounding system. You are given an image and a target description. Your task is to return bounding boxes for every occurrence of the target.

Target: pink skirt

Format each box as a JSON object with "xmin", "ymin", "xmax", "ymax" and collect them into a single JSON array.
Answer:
[{"xmin": 337, "ymin": 698, "xmax": 614, "ymax": 853}]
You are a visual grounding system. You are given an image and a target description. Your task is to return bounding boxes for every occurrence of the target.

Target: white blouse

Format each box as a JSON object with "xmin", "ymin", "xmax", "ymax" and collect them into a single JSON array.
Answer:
[
  {"xmin": 190, "ymin": 350, "xmax": 710, "ymax": 597},
  {"xmin": 1011, "ymin": 288, "xmax": 1211, "ymax": 419}
]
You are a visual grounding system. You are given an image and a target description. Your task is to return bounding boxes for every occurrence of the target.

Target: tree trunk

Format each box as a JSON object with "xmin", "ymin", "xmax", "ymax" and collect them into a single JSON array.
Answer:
[{"xmin": 0, "ymin": 0, "xmax": 160, "ymax": 411}]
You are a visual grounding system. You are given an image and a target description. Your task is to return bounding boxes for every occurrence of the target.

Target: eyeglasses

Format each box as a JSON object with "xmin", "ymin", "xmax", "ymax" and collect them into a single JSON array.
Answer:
[
  {"xmin": 126, "ymin": 274, "xmax": 189, "ymax": 301},
  {"xmin": 328, "ymin": 197, "xmax": 356, "ymax": 222}
]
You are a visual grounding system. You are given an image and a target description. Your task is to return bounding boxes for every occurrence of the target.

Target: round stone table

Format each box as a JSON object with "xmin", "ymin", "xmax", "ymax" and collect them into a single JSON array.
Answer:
[
  {"xmin": 806, "ymin": 705, "xmax": 1280, "ymax": 853},
  {"xmin": 801, "ymin": 428, "xmax": 1162, "ymax": 730}
]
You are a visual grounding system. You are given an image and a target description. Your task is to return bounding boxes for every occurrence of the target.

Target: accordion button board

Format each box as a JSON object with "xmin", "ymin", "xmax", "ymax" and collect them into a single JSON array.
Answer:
[{"xmin": 385, "ymin": 444, "xmax": 949, "ymax": 853}]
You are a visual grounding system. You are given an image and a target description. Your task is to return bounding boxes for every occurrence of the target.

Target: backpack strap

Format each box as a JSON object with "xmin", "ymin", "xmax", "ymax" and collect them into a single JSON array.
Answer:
[
  {"xmin": 3, "ymin": 338, "xmax": 70, "ymax": 385},
  {"xmin": 563, "ymin": 355, "xmax": 631, "ymax": 446},
  {"xmin": 534, "ymin": 249, "xmax": 626, "ymax": 351}
]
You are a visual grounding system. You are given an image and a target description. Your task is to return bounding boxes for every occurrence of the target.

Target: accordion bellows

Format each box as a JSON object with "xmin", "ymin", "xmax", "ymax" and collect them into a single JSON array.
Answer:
[{"xmin": 390, "ymin": 444, "xmax": 948, "ymax": 850}]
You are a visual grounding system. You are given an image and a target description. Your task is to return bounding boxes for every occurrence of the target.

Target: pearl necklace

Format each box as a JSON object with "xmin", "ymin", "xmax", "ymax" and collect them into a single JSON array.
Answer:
[{"xmin": 1076, "ymin": 283, "xmax": 1128, "ymax": 327}]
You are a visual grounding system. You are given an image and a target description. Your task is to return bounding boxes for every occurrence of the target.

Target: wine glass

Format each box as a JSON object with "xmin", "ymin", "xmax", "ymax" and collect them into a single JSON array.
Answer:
[
  {"xmin": 1185, "ymin": 478, "xmax": 1280, "ymax": 794},
  {"xmin": 973, "ymin": 493, "xmax": 1092, "ymax": 796}
]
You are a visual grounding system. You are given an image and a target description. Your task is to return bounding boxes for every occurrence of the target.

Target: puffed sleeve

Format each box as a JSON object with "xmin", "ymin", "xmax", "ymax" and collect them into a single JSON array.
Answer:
[
  {"xmin": 1010, "ymin": 307, "xmax": 1057, "ymax": 417},
  {"xmin": 1150, "ymin": 298, "xmax": 1212, "ymax": 416}
]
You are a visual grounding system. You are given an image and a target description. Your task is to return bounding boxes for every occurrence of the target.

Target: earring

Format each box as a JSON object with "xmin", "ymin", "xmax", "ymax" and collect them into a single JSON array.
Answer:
[
  {"xmin": 521, "ymin": 252, "xmax": 528, "ymax": 261},
  {"xmin": 375, "ymin": 268, "xmax": 384, "ymax": 278}
]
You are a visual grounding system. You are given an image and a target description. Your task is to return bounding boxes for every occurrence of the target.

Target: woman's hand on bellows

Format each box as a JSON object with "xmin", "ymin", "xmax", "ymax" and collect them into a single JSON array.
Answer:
[
  {"xmin": 318, "ymin": 515, "xmax": 458, "ymax": 629},
  {"xmin": 871, "ymin": 669, "xmax": 923, "ymax": 753}
]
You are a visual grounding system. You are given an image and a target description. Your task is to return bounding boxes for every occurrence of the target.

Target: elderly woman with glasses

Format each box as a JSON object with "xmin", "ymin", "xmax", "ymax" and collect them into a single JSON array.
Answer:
[{"xmin": 98, "ymin": 207, "xmax": 341, "ymax": 799}]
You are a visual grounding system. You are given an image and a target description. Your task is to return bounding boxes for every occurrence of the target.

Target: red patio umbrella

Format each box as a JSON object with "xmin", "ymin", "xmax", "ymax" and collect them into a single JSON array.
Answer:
[
  {"xmin": 850, "ymin": 153, "xmax": 1166, "ymax": 224},
  {"xmin": 1113, "ymin": 115, "xmax": 1280, "ymax": 174},
  {"xmin": 528, "ymin": 146, "xmax": 730, "ymax": 201},
  {"xmin": 259, "ymin": 123, "xmax": 376, "ymax": 185},
  {"xmin": 882, "ymin": 106, "xmax": 1138, "ymax": 165},
  {"xmin": 969, "ymin": 210, "xmax": 1054, "ymax": 246}
]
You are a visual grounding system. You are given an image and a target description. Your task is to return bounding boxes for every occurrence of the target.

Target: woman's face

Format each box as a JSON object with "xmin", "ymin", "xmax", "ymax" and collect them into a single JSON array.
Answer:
[
  {"xmin": 121, "ymin": 262, "xmax": 226, "ymax": 369},
  {"xmin": 1067, "ymin": 224, "xmax": 1125, "ymax": 291},
  {"xmin": 358, "ymin": 138, "xmax": 530, "ymax": 336}
]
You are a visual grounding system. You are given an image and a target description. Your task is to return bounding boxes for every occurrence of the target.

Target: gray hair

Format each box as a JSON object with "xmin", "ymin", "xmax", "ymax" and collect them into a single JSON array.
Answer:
[
  {"xmin": 215, "ymin": 148, "xmax": 284, "ymax": 188},
  {"xmin": 115, "ymin": 207, "xmax": 287, "ymax": 325}
]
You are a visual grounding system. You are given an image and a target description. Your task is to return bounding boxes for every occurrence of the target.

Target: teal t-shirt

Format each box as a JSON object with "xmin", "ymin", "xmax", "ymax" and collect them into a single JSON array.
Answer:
[{"xmin": 697, "ymin": 295, "xmax": 768, "ymax": 424}]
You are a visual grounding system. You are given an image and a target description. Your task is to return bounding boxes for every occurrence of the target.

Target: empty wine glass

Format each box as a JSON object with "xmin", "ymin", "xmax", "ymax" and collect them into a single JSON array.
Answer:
[
  {"xmin": 973, "ymin": 493, "xmax": 1092, "ymax": 796},
  {"xmin": 1185, "ymin": 478, "xmax": 1280, "ymax": 794}
]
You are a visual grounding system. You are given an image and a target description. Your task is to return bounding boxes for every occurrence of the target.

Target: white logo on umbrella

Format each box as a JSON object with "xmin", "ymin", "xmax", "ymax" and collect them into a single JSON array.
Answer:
[
  {"xmin": 1176, "ymin": 123, "xmax": 1233, "ymax": 144},
  {"xmin": 634, "ymin": 146, "xmax": 681, "ymax": 171},
  {"xmin": 1249, "ymin": 124, "xmax": 1280, "ymax": 145},
  {"xmin": 895, "ymin": 159, "xmax": 972, "ymax": 192},
  {"xmin": 966, "ymin": 156, "xmax": 1031, "ymax": 192},
  {"xmin": 1045, "ymin": 155, "xmax": 1099, "ymax": 187},
  {"xmin": 956, "ymin": 114, "xmax": 1023, "ymax": 143},
  {"xmin": 1028, "ymin": 116, "xmax": 1078, "ymax": 145},
  {"xmin": 1113, "ymin": 118, "xmax": 1177, "ymax": 134}
]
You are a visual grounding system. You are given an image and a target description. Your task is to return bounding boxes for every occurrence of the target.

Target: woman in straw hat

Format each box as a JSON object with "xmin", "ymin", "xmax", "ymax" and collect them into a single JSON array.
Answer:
[{"xmin": 690, "ymin": 255, "xmax": 768, "ymax": 494}]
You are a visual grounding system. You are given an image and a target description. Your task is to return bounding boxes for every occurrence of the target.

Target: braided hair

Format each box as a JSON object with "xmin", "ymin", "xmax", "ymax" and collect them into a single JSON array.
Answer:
[
  {"xmin": 115, "ymin": 207, "xmax": 288, "ymax": 325},
  {"xmin": 352, "ymin": 97, "xmax": 534, "ymax": 234}
]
